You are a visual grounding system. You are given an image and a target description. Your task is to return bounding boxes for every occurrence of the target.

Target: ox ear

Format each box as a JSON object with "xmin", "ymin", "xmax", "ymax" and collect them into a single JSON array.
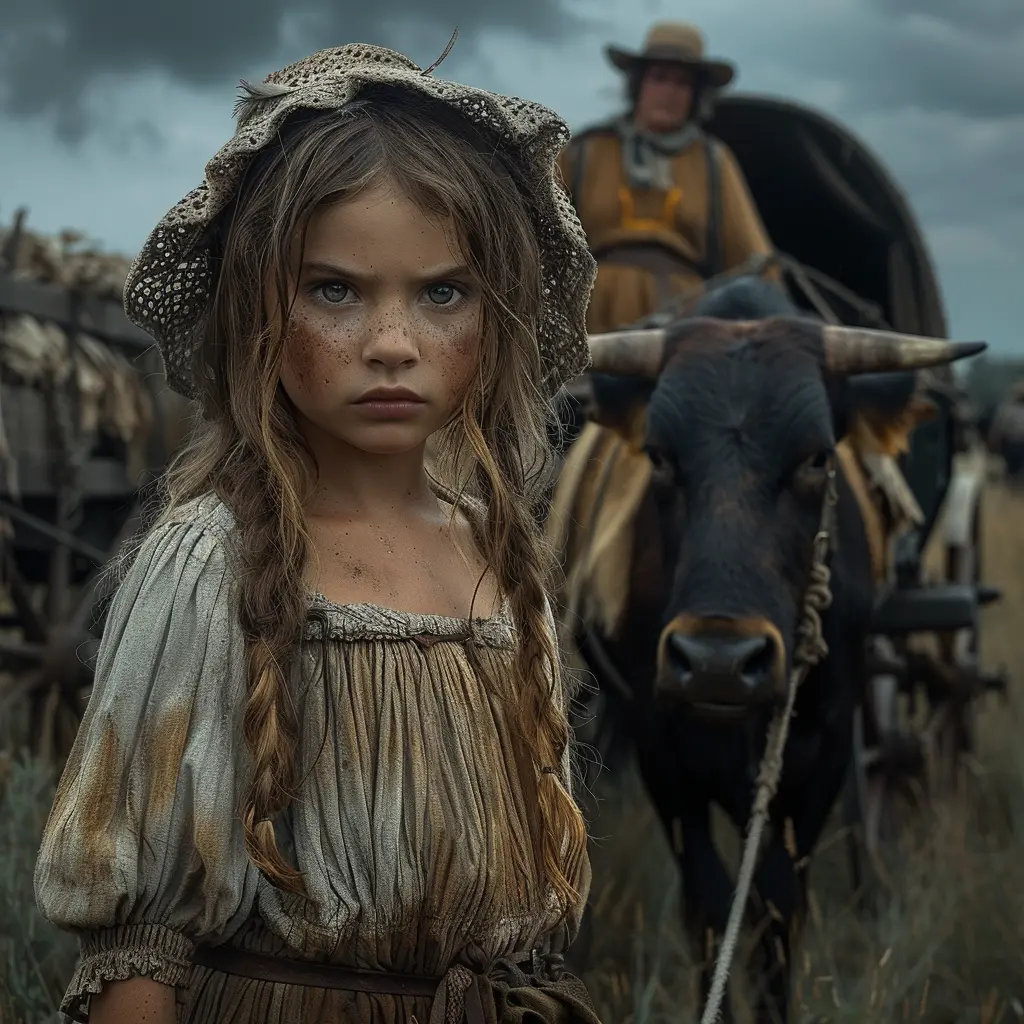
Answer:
[
  {"xmin": 844, "ymin": 370, "xmax": 918, "ymax": 420},
  {"xmin": 837, "ymin": 371, "xmax": 940, "ymax": 457},
  {"xmin": 580, "ymin": 372, "xmax": 656, "ymax": 442},
  {"xmin": 580, "ymin": 328, "xmax": 665, "ymax": 442},
  {"xmin": 560, "ymin": 372, "xmax": 655, "ymax": 439}
]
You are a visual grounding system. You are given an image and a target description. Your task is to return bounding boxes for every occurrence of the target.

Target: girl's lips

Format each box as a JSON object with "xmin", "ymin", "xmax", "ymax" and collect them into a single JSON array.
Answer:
[
  {"xmin": 355, "ymin": 386, "xmax": 423, "ymax": 403},
  {"xmin": 353, "ymin": 398, "xmax": 426, "ymax": 420}
]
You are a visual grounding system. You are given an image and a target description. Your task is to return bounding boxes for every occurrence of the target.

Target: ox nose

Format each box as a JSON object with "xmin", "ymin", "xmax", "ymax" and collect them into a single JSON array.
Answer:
[{"xmin": 665, "ymin": 632, "xmax": 781, "ymax": 712}]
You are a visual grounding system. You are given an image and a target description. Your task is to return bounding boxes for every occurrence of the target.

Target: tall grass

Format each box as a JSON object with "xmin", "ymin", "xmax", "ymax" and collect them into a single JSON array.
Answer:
[
  {"xmin": 574, "ymin": 708, "xmax": 1024, "ymax": 1023},
  {"xmin": 0, "ymin": 754, "xmax": 77, "ymax": 1024}
]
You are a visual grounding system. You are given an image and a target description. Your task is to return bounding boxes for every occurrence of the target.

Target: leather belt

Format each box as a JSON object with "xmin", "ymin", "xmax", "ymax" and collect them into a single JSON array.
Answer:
[
  {"xmin": 596, "ymin": 242, "xmax": 698, "ymax": 276},
  {"xmin": 191, "ymin": 944, "xmax": 441, "ymax": 997},
  {"xmin": 594, "ymin": 242, "xmax": 704, "ymax": 306},
  {"xmin": 190, "ymin": 942, "xmax": 557, "ymax": 1024}
]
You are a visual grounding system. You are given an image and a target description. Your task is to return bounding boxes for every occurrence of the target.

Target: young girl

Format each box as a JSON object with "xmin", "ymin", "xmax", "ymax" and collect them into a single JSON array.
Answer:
[{"xmin": 34, "ymin": 42, "xmax": 601, "ymax": 1024}]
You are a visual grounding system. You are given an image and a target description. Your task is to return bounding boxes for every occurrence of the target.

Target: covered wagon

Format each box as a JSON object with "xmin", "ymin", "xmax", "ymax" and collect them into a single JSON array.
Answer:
[{"xmin": 558, "ymin": 93, "xmax": 1006, "ymax": 894}]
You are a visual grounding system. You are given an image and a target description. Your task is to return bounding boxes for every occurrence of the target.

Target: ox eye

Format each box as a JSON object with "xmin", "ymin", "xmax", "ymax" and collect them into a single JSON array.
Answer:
[
  {"xmin": 792, "ymin": 448, "xmax": 832, "ymax": 497},
  {"xmin": 644, "ymin": 445, "xmax": 675, "ymax": 484}
]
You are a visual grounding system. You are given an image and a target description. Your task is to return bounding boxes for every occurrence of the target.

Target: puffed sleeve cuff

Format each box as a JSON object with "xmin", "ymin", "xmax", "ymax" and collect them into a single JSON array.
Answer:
[{"xmin": 61, "ymin": 923, "xmax": 194, "ymax": 1021}]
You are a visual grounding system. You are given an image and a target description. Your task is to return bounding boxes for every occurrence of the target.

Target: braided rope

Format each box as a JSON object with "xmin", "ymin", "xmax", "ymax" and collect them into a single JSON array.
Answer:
[{"xmin": 698, "ymin": 472, "xmax": 837, "ymax": 1024}]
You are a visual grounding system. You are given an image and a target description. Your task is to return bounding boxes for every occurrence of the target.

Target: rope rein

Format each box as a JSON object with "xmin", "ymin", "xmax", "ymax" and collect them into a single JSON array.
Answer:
[{"xmin": 698, "ymin": 464, "xmax": 839, "ymax": 1024}]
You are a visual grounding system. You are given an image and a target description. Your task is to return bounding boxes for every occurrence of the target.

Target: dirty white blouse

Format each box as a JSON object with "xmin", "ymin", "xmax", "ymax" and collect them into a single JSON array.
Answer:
[{"xmin": 34, "ymin": 494, "xmax": 587, "ymax": 1023}]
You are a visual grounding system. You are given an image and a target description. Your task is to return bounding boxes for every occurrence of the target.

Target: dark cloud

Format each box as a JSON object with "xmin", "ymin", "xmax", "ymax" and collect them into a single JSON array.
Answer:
[
  {"xmin": 788, "ymin": 4, "xmax": 1024, "ymax": 119},
  {"xmin": 0, "ymin": 0, "xmax": 588, "ymax": 142},
  {"xmin": 2, "ymin": 0, "xmax": 1021, "ymax": 347},
  {"xmin": 867, "ymin": 0, "xmax": 1024, "ymax": 38}
]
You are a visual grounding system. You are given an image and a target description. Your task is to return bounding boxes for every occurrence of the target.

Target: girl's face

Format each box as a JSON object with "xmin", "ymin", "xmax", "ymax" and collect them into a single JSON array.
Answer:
[{"xmin": 277, "ymin": 178, "xmax": 483, "ymax": 456}]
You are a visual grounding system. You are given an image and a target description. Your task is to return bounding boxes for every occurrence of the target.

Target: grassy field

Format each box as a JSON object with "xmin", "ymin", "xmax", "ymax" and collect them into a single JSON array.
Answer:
[
  {"xmin": 575, "ymin": 471, "xmax": 1024, "ymax": 1023},
  {"xmin": 1, "ymin": 474, "xmax": 1023, "ymax": 1023}
]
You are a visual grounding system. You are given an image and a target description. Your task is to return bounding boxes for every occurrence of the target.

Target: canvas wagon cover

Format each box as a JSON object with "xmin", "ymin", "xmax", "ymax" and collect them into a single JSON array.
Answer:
[
  {"xmin": 706, "ymin": 95, "xmax": 957, "ymax": 535},
  {"xmin": 706, "ymin": 94, "xmax": 947, "ymax": 339}
]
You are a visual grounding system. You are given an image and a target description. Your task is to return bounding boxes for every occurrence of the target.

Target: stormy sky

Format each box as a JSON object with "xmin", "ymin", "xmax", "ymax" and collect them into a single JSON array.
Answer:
[{"xmin": 2, "ymin": 0, "xmax": 1022, "ymax": 353}]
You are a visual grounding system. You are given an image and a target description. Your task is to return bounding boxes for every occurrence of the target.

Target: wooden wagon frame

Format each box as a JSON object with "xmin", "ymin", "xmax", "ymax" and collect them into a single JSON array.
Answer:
[{"xmin": 0, "ymin": 213, "xmax": 177, "ymax": 761}]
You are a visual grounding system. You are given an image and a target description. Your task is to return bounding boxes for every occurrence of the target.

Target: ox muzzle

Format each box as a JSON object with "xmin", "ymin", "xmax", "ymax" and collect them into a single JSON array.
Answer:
[{"xmin": 656, "ymin": 614, "xmax": 787, "ymax": 720}]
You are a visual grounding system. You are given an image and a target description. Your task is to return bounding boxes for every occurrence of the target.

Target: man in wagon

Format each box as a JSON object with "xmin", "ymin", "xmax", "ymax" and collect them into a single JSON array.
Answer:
[{"xmin": 557, "ymin": 20, "xmax": 779, "ymax": 333}]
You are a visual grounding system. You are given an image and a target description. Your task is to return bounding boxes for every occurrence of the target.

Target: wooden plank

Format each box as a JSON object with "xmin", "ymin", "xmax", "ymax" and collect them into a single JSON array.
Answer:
[
  {"xmin": 0, "ymin": 499, "xmax": 109, "ymax": 563},
  {"xmin": 0, "ymin": 456, "xmax": 135, "ymax": 499},
  {"xmin": 0, "ymin": 274, "xmax": 156, "ymax": 353},
  {"xmin": 0, "ymin": 387, "xmax": 137, "ymax": 497}
]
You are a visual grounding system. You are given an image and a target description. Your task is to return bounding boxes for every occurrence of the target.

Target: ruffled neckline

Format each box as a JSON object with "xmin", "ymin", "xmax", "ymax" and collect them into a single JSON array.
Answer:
[{"xmin": 304, "ymin": 593, "xmax": 516, "ymax": 648}]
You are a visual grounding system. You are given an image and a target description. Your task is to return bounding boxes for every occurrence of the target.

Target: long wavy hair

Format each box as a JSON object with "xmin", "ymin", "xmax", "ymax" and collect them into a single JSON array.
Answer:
[{"xmin": 130, "ymin": 87, "xmax": 587, "ymax": 918}]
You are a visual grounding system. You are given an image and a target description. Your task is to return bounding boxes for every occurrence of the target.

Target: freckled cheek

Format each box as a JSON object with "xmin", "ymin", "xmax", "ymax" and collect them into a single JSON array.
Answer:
[
  {"xmin": 422, "ymin": 320, "xmax": 481, "ymax": 394},
  {"xmin": 284, "ymin": 318, "xmax": 357, "ymax": 393}
]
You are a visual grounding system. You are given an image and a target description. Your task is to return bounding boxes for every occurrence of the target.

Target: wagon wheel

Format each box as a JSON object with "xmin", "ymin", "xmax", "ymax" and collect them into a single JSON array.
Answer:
[
  {"xmin": 928, "ymin": 491, "xmax": 983, "ymax": 795},
  {"xmin": 913, "ymin": 446, "xmax": 998, "ymax": 801},
  {"xmin": 843, "ymin": 493, "xmax": 994, "ymax": 900},
  {"xmin": 842, "ymin": 639, "xmax": 931, "ymax": 905},
  {"xmin": 0, "ymin": 501, "xmax": 142, "ymax": 762}
]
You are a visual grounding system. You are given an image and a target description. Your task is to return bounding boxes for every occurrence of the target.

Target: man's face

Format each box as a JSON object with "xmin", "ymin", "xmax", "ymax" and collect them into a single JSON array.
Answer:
[{"xmin": 634, "ymin": 62, "xmax": 695, "ymax": 133}]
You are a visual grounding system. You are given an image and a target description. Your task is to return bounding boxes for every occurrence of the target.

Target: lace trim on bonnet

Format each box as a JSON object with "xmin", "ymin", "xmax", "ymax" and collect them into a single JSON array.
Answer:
[{"xmin": 121, "ymin": 41, "xmax": 597, "ymax": 401}]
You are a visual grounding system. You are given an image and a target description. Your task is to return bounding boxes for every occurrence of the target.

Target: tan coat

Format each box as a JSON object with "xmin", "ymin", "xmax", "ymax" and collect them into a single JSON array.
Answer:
[{"xmin": 556, "ymin": 128, "xmax": 777, "ymax": 333}]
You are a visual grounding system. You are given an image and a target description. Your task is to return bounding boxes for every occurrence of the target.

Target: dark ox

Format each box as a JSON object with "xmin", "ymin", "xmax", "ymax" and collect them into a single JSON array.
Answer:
[{"xmin": 570, "ymin": 278, "xmax": 983, "ymax": 1023}]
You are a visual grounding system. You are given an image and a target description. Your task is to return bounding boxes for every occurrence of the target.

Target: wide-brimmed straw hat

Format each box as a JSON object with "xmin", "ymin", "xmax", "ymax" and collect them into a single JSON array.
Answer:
[
  {"xmin": 606, "ymin": 21, "xmax": 735, "ymax": 88},
  {"xmin": 123, "ymin": 43, "xmax": 597, "ymax": 400}
]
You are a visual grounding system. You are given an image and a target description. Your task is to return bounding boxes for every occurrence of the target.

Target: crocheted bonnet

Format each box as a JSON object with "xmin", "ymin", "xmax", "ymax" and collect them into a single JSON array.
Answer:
[{"xmin": 122, "ymin": 42, "xmax": 597, "ymax": 399}]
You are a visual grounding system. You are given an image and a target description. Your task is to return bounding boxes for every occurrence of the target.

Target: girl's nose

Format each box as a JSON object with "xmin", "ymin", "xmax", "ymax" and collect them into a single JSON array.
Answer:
[{"xmin": 362, "ymin": 310, "xmax": 420, "ymax": 367}]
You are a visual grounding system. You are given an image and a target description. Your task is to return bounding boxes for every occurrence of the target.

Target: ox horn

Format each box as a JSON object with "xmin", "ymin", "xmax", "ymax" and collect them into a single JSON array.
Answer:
[
  {"xmin": 821, "ymin": 325, "xmax": 987, "ymax": 374},
  {"xmin": 586, "ymin": 329, "xmax": 666, "ymax": 377}
]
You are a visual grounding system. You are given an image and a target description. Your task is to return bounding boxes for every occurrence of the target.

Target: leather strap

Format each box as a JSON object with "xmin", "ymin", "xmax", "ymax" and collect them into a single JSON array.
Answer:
[
  {"xmin": 595, "ymin": 242, "xmax": 703, "ymax": 307},
  {"xmin": 595, "ymin": 241, "xmax": 700, "ymax": 278},
  {"xmin": 702, "ymin": 137, "xmax": 723, "ymax": 279},
  {"xmin": 191, "ymin": 944, "xmax": 442, "ymax": 998}
]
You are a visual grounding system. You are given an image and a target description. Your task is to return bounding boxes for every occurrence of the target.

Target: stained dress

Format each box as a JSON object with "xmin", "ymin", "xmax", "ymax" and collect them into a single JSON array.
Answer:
[{"xmin": 34, "ymin": 495, "xmax": 589, "ymax": 1023}]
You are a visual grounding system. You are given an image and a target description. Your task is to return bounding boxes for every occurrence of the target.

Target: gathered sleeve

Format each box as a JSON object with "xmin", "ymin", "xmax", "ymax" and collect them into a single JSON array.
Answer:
[{"xmin": 34, "ymin": 513, "xmax": 260, "ymax": 1019}]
